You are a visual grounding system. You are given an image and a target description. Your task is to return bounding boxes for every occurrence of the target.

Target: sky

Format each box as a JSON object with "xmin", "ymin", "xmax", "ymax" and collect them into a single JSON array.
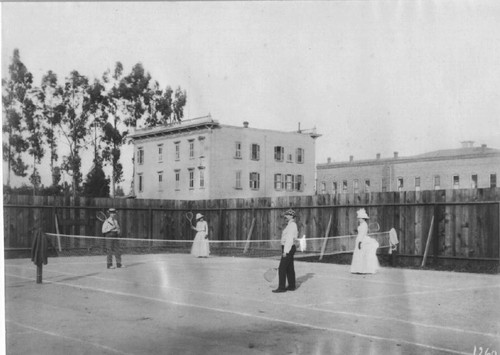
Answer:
[{"xmin": 2, "ymin": 1, "xmax": 500, "ymax": 192}]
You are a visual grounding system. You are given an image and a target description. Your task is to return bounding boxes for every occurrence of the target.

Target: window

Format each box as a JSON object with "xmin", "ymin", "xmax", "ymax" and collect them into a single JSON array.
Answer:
[
  {"xmin": 274, "ymin": 146, "xmax": 284, "ymax": 162},
  {"xmin": 332, "ymin": 181, "xmax": 338, "ymax": 194},
  {"xmin": 235, "ymin": 170, "xmax": 242, "ymax": 189},
  {"xmin": 342, "ymin": 180, "xmax": 348, "ymax": 193},
  {"xmin": 234, "ymin": 142, "xmax": 242, "ymax": 159},
  {"xmin": 353, "ymin": 179, "xmax": 359, "ymax": 193},
  {"xmin": 285, "ymin": 174, "xmax": 294, "ymax": 191},
  {"xmin": 137, "ymin": 147, "xmax": 144, "ymax": 165},
  {"xmin": 188, "ymin": 140, "xmax": 195, "ymax": 159},
  {"xmin": 199, "ymin": 168, "xmax": 205, "ymax": 188},
  {"xmin": 249, "ymin": 172, "xmax": 260, "ymax": 189},
  {"xmin": 434, "ymin": 175, "xmax": 441, "ymax": 190},
  {"xmin": 188, "ymin": 169, "xmax": 194, "ymax": 189},
  {"xmin": 320, "ymin": 182, "xmax": 326, "ymax": 194},
  {"xmin": 296, "ymin": 148, "xmax": 304, "ymax": 163},
  {"xmin": 158, "ymin": 171, "xmax": 163, "ymax": 190},
  {"xmin": 415, "ymin": 177, "xmax": 421, "ymax": 192},
  {"xmin": 295, "ymin": 175, "xmax": 303, "ymax": 191},
  {"xmin": 274, "ymin": 174, "xmax": 283, "ymax": 190},
  {"xmin": 365, "ymin": 180, "xmax": 370, "ymax": 193},
  {"xmin": 175, "ymin": 142, "xmax": 180, "ymax": 160},
  {"xmin": 397, "ymin": 177, "xmax": 404, "ymax": 191},
  {"xmin": 157, "ymin": 144, "xmax": 163, "ymax": 162},
  {"xmin": 491, "ymin": 174, "xmax": 497, "ymax": 188},
  {"xmin": 198, "ymin": 136, "xmax": 205, "ymax": 157},
  {"xmin": 250, "ymin": 144, "xmax": 260, "ymax": 161},
  {"xmin": 175, "ymin": 170, "xmax": 180, "ymax": 190},
  {"xmin": 453, "ymin": 175, "xmax": 460, "ymax": 189},
  {"xmin": 138, "ymin": 173, "xmax": 143, "ymax": 192},
  {"xmin": 471, "ymin": 174, "xmax": 478, "ymax": 189}
]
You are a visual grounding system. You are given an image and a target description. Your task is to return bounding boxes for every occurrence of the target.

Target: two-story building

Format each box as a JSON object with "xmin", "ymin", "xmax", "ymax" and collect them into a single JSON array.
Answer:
[
  {"xmin": 128, "ymin": 115, "xmax": 321, "ymax": 200},
  {"xmin": 316, "ymin": 141, "xmax": 500, "ymax": 194}
]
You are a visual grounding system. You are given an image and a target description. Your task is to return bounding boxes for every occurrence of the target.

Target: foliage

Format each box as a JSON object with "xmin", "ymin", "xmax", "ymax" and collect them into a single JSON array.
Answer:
[
  {"xmin": 2, "ymin": 53, "xmax": 187, "ymax": 196},
  {"xmin": 2, "ymin": 49, "xmax": 32, "ymax": 185}
]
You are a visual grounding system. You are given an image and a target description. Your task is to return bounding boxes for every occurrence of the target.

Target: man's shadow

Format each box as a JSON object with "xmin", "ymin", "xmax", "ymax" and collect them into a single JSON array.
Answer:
[{"xmin": 296, "ymin": 272, "xmax": 315, "ymax": 289}]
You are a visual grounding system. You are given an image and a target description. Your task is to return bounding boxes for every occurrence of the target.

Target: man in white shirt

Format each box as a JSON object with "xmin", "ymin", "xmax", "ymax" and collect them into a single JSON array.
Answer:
[
  {"xmin": 102, "ymin": 208, "xmax": 122, "ymax": 269},
  {"xmin": 273, "ymin": 209, "xmax": 298, "ymax": 293}
]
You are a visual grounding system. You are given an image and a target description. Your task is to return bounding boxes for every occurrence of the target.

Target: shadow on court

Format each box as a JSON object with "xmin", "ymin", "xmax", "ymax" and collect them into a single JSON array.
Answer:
[{"xmin": 296, "ymin": 272, "xmax": 315, "ymax": 289}]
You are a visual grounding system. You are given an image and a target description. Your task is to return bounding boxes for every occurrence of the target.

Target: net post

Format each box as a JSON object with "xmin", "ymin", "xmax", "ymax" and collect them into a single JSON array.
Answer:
[
  {"xmin": 319, "ymin": 213, "xmax": 333, "ymax": 261},
  {"xmin": 36, "ymin": 265, "xmax": 42, "ymax": 284},
  {"xmin": 243, "ymin": 217, "xmax": 256, "ymax": 254}
]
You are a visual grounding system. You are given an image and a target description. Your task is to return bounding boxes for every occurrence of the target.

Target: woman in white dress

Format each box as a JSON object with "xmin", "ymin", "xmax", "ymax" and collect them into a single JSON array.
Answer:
[
  {"xmin": 350, "ymin": 208, "xmax": 380, "ymax": 274},
  {"xmin": 190, "ymin": 213, "xmax": 209, "ymax": 257}
]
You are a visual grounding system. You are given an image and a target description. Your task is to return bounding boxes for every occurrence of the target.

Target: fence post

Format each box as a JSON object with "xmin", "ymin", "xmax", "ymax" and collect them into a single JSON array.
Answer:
[
  {"xmin": 433, "ymin": 205, "xmax": 440, "ymax": 265},
  {"xmin": 149, "ymin": 207, "xmax": 153, "ymax": 239}
]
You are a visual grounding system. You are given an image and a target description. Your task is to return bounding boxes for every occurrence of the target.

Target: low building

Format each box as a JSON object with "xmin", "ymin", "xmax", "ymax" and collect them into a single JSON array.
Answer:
[
  {"xmin": 128, "ymin": 115, "xmax": 320, "ymax": 200},
  {"xmin": 316, "ymin": 141, "xmax": 500, "ymax": 194}
]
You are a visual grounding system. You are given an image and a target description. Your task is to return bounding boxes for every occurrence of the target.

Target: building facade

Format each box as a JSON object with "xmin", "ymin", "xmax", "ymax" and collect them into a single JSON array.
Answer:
[
  {"xmin": 316, "ymin": 141, "xmax": 500, "ymax": 194},
  {"xmin": 129, "ymin": 115, "xmax": 320, "ymax": 200}
]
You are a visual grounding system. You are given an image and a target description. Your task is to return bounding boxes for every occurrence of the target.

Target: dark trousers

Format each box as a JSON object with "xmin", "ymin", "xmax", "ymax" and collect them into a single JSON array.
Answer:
[
  {"xmin": 104, "ymin": 231, "xmax": 121, "ymax": 267},
  {"xmin": 278, "ymin": 245, "xmax": 296, "ymax": 290}
]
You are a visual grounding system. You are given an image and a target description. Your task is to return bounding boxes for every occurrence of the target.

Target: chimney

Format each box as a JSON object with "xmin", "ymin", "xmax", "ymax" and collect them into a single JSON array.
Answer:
[
  {"xmin": 376, "ymin": 153, "xmax": 381, "ymax": 160},
  {"xmin": 327, "ymin": 157, "xmax": 331, "ymax": 164},
  {"xmin": 481, "ymin": 144, "xmax": 487, "ymax": 148},
  {"xmin": 393, "ymin": 151, "xmax": 398, "ymax": 159},
  {"xmin": 349, "ymin": 155, "xmax": 354, "ymax": 162},
  {"xmin": 243, "ymin": 121, "xmax": 249, "ymax": 128},
  {"xmin": 461, "ymin": 140, "xmax": 474, "ymax": 148}
]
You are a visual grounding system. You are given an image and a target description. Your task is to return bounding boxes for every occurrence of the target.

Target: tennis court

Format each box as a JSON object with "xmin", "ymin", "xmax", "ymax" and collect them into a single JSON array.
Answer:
[{"xmin": 5, "ymin": 246, "xmax": 500, "ymax": 355}]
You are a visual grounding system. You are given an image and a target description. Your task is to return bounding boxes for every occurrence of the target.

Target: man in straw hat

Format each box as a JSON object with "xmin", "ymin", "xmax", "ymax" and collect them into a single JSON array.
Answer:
[
  {"xmin": 102, "ymin": 208, "xmax": 122, "ymax": 269},
  {"xmin": 273, "ymin": 209, "xmax": 298, "ymax": 293}
]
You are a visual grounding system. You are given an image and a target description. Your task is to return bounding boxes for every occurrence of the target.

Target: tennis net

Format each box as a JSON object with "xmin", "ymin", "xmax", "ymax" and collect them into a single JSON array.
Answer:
[{"xmin": 44, "ymin": 230, "xmax": 396, "ymax": 260}]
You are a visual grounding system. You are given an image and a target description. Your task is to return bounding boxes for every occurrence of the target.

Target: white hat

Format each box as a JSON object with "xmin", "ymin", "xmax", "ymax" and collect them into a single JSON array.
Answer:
[
  {"xmin": 356, "ymin": 208, "xmax": 370, "ymax": 219},
  {"xmin": 196, "ymin": 213, "xmax": 204, "ymax": 220}
]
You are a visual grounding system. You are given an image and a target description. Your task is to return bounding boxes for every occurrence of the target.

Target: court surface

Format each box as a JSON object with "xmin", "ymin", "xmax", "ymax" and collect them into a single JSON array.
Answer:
[{"xmin": 4, "ymin": 254, "xmax": 500, "ymax": 355}]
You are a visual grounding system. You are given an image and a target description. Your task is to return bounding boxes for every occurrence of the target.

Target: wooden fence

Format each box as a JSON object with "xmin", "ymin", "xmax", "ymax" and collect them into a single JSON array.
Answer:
[{"xmin": 3, "ymin": 189, "xmax": 500, "ymax": 269}]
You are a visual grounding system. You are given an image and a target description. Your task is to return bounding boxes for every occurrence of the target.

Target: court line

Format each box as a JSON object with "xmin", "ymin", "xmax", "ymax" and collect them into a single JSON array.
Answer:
[
  {"xmin": 5, "ymin": 273, "xmax": 472, "ymax": 355},
  {"xmin": 6, "ymin": 320, "xmax": 134, "ymax": 355},
  {"xmin": 313, "ymin": 283, "xmax": 500, "ymax": 305},
  {"xmin": 6, "ymin": 266, "xmax": 499, "ymax": 339}
]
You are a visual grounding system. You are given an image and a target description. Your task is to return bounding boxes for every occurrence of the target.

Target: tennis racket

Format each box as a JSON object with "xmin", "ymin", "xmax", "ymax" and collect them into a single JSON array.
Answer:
[
  {"xmin": 264, "ymin": 267, "xmax": 278, "ymax": 282},
  {"xmin": 185, "ymin": 212, "xmax": 194, "ymax": 226},
  {"xmin": 369, "ymin": 222, "xmax": 380, "ymax": 232},
  {"xmin": 96, "ymin": 211, "xmax": 107, "ymax": 222}
]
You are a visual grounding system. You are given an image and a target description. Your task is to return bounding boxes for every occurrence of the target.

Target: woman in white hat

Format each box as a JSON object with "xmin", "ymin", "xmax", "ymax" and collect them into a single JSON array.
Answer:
[
  {"xmin": 350, "ymin": 208, "xmax": 379, "ymax": 274},
  {"xmin": 190, "ymin": 213, "xmax": 209, "ymax": 257}
]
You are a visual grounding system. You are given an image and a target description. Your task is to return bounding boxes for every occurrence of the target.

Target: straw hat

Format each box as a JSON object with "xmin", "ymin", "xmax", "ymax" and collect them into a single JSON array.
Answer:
[
  {"xmin": 196, "ymin": 213, "xmax": 204, "ymax": 220},
  {"xmin": 356, "ymin": 208, "xmax": 369, "ymax": 219},
  {"xmin": 108, "ymin": 208, "xmax": 117, "ymax": 213}
]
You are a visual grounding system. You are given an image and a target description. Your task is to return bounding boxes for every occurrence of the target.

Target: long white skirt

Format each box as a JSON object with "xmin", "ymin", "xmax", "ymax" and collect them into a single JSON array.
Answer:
[
  {"xmin": 350, "ymin": 237, "xmax": 380, "ymax": 274},
  {"xmin": 191, "ymin": 232, "xmax": 210, "ymax": 257}
]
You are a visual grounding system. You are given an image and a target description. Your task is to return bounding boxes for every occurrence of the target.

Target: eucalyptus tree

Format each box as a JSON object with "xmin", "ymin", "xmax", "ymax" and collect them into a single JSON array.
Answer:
[
  {"xmin": 59, "ymin": 71, "xmax": 91, "ymax": 199},
  {"xmin": 100, "ymin": 62, "xmax": 127, "ymax": 197},
  {"xmin": 2, "ymin": 49, "xmax": 32, "ymax": 186},
  {"xmin": 38, "ymin": 70, "xmax": 64, "ymax": 189},
  {"xmin": 23, "ymin": 94, "xmax": 45, "ymax": 195}
]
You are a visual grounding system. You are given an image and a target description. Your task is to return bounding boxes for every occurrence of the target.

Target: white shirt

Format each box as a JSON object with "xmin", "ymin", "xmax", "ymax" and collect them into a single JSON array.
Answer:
[
  {"xmin": 102, "ymin": 217, "xmax": 120, "ymax": 234},
  {"xmin": 281, "ymin": 219, "xmax": 298, "ymax": 254}
]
